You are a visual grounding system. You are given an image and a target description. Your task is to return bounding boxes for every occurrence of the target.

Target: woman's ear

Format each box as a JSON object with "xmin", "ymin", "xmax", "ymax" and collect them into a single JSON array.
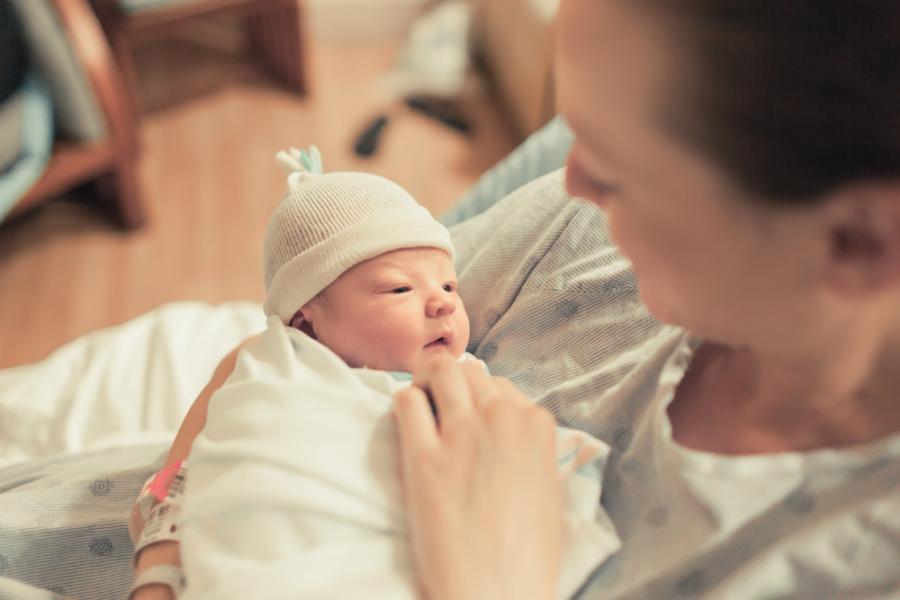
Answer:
[{"xmin": 825, "ymin": 182, "xmax": 900, "ymax": 296}]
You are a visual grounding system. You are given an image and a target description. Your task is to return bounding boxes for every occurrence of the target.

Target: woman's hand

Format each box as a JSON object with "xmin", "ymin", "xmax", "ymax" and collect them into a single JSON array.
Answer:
[
  {"xmin": 394, "ymin": 355, "xmax": 562, "ymax": 600},
  {"xmin": 130, "ymin": 584, "xmax": 175, "ymax": 600}
]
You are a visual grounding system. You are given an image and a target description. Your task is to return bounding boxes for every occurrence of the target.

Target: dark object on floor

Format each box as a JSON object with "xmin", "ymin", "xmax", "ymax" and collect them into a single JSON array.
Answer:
[
  {"xmin": 353, "ymin": 114, "xmax": 390, "ymax": 157},
  {"xmin": 405, "ymin": 96, "xmax": 470, "ymax": 133},
  {"xmin": 353, "ymin": 96, "xmax": 470, "ymax": 158}
]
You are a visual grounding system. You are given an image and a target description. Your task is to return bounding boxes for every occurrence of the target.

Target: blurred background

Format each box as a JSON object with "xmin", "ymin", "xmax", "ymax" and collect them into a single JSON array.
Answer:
[{"xmin": 0, "ymin": 0, "xmax": 559, "ymax": 367}]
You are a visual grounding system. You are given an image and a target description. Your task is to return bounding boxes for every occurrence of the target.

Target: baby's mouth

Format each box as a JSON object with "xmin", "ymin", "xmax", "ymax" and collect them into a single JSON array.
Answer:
[{"xmin": 424, "ymin": 334, "xmax": 452, "ymax": 349}]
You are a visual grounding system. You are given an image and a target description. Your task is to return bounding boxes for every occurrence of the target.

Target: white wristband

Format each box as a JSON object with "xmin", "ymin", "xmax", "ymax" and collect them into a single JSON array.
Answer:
[
  {"xmin": 133, "ymin": 462, "xmax": 189, "ymax": 562},
  {"xmin": 130, "ymin": 565, "xmax": 186, "ymax": 599},
  {"xmin": 134, "ymin": 499, "xmax": 182, "ymax": 559}
]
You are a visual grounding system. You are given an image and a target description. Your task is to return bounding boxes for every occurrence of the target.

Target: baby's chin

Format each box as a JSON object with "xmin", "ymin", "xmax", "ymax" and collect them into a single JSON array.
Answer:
[
  {"xmin": 344, "ymin": 339, "xmax": 467, "ymax": 373},
  {"xmin": 391, "ymin": 345, "xmax": 465, "ymax": 373}
]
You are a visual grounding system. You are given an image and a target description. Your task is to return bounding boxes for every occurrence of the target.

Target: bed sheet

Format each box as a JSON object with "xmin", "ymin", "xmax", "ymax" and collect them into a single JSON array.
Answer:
[
  {"xmin": 0, "ymin": 302, "xmax": 265, "ymax": 599},
  {"xmin": 0, "ymin": 301, "xmax": 265, "ymax": 469}
]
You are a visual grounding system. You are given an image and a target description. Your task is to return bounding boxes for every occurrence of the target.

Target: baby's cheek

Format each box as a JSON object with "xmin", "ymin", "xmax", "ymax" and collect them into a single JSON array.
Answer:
[
  {"xmin": 384, "ymin": 333, "xmax": 423, "ymax": 366},
  {"xmin": 457, "ymin": 312, "xmax": 472, "ymax": 351}
]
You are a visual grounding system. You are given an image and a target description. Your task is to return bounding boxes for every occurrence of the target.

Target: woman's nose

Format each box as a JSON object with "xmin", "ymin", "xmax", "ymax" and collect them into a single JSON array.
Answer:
[{"xmin": 426, "ymin": 292, "xmax": 456, "ymax": 318}]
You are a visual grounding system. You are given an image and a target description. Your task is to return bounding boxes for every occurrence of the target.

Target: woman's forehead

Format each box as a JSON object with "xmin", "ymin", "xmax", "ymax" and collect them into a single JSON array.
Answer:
[
  {"xmin": 557, "ymin": 0, "xmax": 675, "ymax": 167},
  {"xmin": 558, "ymin": 0, "xmax": 741, "ymax": 200}
]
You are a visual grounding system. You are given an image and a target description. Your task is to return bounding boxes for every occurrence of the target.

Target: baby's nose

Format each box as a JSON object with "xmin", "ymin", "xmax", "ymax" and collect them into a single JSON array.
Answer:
[{"xmin": 427, "ymin": 293, "xmax": 456, "ymax": 317}]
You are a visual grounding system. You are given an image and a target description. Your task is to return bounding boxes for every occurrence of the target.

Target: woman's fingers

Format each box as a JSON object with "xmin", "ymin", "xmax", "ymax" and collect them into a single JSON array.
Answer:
[
  {"xmin": 394, "ymin": 385, "xmax": 439, "ymax": 449},
  {"xmin": 460, "ymin": 360, "xmax": 498, "ymax": 410},
  {"xmin": 412, "ymin": 354, "xmax": 474, "ymax": 428},
  {"xmin": 393, "ymin": 366, "xmax": 563, "ymax": 600}
]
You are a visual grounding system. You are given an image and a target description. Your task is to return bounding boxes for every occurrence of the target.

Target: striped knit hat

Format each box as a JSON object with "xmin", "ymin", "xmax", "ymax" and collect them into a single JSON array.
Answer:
[{"xmin": 263, "ymin": 146, "xmax": 454, "ymax": 323}]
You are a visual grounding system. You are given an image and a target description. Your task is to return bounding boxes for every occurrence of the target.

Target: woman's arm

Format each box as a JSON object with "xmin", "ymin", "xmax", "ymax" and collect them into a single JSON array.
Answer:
[
  {"xmin": 130, "ymin": 335, "xmax": 258, "ymax": 600},
  {"xmin": 394, "ymin": 356, "xmax": 562, "ymax": 600}
]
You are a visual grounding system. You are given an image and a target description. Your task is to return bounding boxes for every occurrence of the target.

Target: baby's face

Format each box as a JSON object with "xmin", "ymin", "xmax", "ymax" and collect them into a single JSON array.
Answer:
[{"xmin": 299, "ymin": 247, "xmax": 470, "ymax": 372}]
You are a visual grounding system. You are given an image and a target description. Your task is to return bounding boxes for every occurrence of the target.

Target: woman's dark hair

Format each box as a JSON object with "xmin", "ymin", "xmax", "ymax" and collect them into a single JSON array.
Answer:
[{"xmin": 636, "ymin": 1, "xmax": 900, "ymax": 203}]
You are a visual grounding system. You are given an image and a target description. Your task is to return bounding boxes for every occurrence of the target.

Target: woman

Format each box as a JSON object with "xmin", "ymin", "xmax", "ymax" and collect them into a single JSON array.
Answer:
[{"xmin": 395, "ymin": 0, "xmax": 900, "ymax": 598}]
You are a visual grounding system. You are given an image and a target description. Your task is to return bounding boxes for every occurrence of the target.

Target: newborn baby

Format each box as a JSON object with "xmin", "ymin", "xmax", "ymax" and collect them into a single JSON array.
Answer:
[{"xmin": 263, "ymin": 146, "xmax": 475, "ymax": 374}]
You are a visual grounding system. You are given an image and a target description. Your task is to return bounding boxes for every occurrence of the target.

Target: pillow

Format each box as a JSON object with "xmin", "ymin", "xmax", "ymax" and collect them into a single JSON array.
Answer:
[
  {"xmin": 10, "ymin": 0, "xmax": 107, "ymax": 143},
  {"xmin": 0, "ymin": 92, "xmax": 24, "ymax": 173},
  {"xmin": 440, "ymin": 114, "xmax": 573, "ymax": 227},
  {"xmin": 0, "ymin": 73, "xmax": 53, "ymax": 220},
  {"xmin": 118, "ymin": 0, "xmax": 189, "ymax": 13}
]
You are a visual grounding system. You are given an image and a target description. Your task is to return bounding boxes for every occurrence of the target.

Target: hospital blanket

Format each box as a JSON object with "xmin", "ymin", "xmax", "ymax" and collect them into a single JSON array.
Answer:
[{"xmin": 179, "ymin": 316, "xmax": 621, "ymax": 599}]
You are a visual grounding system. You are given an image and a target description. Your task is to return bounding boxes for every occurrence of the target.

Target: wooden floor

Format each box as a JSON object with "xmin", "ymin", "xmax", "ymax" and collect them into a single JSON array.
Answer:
[{"xmin": 0, "ymin": 32, "xmax": 517, "ymax": 368}]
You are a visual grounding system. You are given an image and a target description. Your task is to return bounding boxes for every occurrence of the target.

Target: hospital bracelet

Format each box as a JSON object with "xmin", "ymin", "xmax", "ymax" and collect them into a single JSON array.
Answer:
[
  {"xmin": 129, "ymin": 565, "xmax": 186, "ymax": 600},
  {"xmin": 133, "ymin": 461, "xmax": 189, "ymax": 561}
]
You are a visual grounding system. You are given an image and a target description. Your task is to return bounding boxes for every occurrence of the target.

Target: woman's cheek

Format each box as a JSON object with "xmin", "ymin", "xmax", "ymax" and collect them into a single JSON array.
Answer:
[{"xmin": 604, "ymin": 206, "xmax": 632, "ymax": 259}]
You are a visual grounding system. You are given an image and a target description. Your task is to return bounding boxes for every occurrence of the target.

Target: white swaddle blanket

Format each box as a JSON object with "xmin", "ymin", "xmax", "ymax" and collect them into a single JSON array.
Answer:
[{"xmin": 179, "ymin": 316, "xmax": 621, "ymax": 599}]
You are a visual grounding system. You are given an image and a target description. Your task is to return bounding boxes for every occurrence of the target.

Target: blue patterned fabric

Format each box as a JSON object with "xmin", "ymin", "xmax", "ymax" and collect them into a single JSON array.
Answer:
[{"xmin": 0, "ymin": 444, "xmax": 166, "ymax": 600}]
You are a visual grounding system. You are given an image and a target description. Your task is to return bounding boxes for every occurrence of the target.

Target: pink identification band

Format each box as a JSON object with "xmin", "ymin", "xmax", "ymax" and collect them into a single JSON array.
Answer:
[
  {"xmin": 133, "ymin": 461, "xmax": 189, "ymax": 564},
  {"xmin": 149, "ymin": 459, "xmax": 183, "ymax": 502}
]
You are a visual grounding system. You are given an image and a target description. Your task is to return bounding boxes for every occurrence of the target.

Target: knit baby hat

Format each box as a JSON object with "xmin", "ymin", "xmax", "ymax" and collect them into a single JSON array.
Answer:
[{"xmin": 262, "ymin": 146, "xmax": 455, "ymax": 323}]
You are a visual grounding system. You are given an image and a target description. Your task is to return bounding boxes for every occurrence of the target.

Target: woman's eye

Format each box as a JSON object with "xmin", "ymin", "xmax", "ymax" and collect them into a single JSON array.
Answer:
[
  {"xmin": 593, "ymin": 179, "xmax": 621, "ymax": 196},
  {"xmin": 568, "ymin": 158, "xmax": 621, "ymax": 199},
  {"xmin": 583, "ymin": 172, "xmax": 620, "ymax": 197},
  {"xmin": 391, "ymin": 287, "xmax": 411, "ymax": 294}
]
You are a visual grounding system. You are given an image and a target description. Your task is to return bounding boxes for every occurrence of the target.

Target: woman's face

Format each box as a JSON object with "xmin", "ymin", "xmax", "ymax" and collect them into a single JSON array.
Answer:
[{"xmin": 556, "ymin": 0, "xmax": 839, "ymax": 357}]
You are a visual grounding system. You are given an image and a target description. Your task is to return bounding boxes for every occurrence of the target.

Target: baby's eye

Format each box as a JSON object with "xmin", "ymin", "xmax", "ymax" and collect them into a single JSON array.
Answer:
[
  {"xmin": 392, "ymin": 286, "xmax": 411, "ymax": 294},
  {"xmin": 443, "ymin": 283, "xmax": 456, "ymax": 293}
]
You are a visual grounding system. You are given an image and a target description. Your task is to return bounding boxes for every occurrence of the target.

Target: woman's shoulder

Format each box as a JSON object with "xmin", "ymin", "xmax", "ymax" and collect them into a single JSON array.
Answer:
[{"xmin": 452, "ymin": 168, "xmax": 679, "ymax": 437}]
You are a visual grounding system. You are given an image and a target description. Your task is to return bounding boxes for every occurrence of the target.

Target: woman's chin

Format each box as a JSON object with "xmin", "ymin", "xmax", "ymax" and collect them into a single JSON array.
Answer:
[{"xmin": 638, "ymin": 284, "xmax": 683, "ymax": 328}]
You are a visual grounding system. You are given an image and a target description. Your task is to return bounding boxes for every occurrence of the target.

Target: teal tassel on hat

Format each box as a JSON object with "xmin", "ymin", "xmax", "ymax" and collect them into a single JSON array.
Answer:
[{"xmin": 276, "ymin": 145, "xmax": 323, "ymax": 175}]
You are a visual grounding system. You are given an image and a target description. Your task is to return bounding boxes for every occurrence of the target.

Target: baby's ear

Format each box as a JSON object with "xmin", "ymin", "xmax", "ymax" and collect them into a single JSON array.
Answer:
[{"xmin": 289, "ymin": 309, "xmax": 318, "ymax": 339}]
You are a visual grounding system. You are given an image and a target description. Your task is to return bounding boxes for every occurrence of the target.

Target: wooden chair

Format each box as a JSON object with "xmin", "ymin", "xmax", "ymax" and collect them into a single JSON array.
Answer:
[
  {"xmin": 92, "ymin": 0, "xmax": 308, "ymax": 114},
  {"xmin": 5, "ymin": 0, "xmax": 145, "ymax": 228}
]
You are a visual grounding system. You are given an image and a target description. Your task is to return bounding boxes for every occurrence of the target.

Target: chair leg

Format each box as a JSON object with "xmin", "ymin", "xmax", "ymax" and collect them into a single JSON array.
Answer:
[
  {"xmin": 111, "ymin": 159, "xmax": 146, "ymax": 229},
  {"xmin": 247, "ymin": 0, "xmax": 307, "ymax": 94},
  {"xmin": 110, "ymin": 30, "xmax": 145, "ymax": 120}
]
